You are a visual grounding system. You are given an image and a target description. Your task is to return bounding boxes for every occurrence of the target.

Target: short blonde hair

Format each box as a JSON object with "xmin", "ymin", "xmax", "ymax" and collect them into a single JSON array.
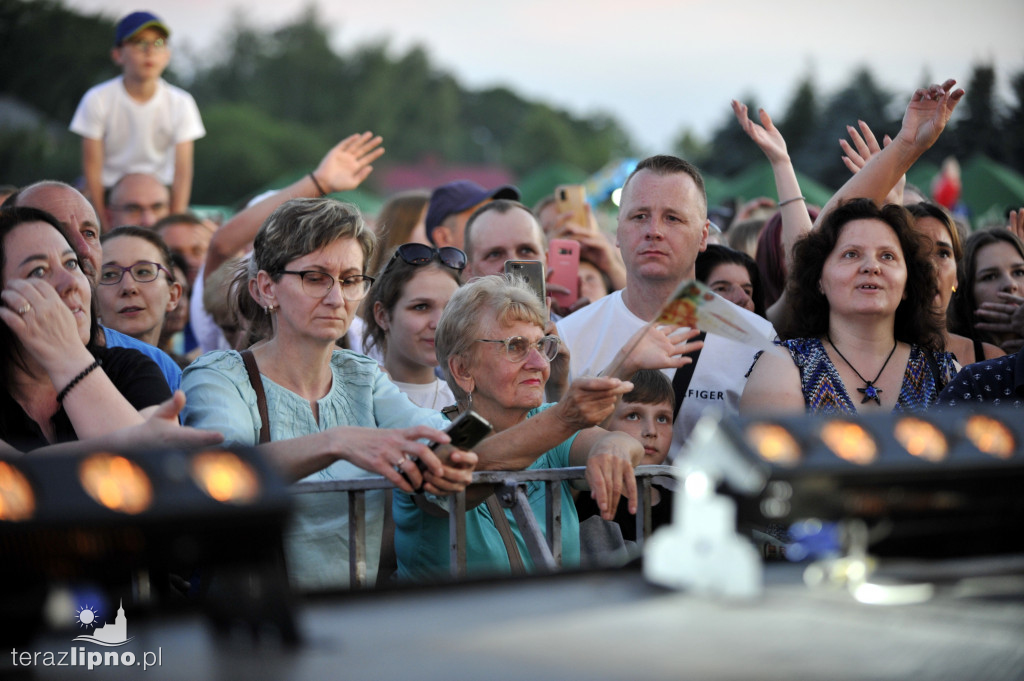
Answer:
[{"xmin": 435, "ymin": 275, "xmax": 546, "ymax": 405}]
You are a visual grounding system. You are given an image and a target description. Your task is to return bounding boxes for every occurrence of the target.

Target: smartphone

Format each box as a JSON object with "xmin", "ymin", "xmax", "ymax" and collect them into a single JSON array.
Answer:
[
  {"xmin": 504, "ymin": 260, "xmax": 546, "ymax": 303},
  {"xmin": 547, "ymin": 238, "xmax": 580, "ymax": 309},
  {"xmin": 403, "ymin": 411, "xmax": 493, "ymax": 489},
  {"xmin": 429, "ymin": 409, "xmax": 493, "ymax": 452},
  {"xmin": 555, "ymin": 184, "xmax": 590, "ymax": 231}
]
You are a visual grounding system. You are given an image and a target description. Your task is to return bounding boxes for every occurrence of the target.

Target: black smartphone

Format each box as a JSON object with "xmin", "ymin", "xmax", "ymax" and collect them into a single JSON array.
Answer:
[
  {"xmin": 504, "ymin": 259, "xmax": 546, "ymax": 303},
  {"xmin": 403, "ymin": 410, "xmax": 493, "ymax": 491},
  {"xmin": 430, "ymin": 409, "xmax": 493, "ymax": 452}
]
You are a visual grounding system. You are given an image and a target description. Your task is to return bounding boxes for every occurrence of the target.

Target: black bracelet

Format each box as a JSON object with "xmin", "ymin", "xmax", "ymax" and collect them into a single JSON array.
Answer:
[
  {"xmin": 57, "ymin": 359, "xmax": 102, "ymax": 403},
  {"xmin": 309, "ymin": 172, "xmax": 328, "ymax": 197}
]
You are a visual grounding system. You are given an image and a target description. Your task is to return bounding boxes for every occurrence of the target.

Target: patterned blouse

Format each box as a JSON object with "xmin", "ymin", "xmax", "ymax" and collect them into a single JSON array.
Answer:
[{"xmin": 768, "ymin": 337, "xmax": 958, "ymax": 414}]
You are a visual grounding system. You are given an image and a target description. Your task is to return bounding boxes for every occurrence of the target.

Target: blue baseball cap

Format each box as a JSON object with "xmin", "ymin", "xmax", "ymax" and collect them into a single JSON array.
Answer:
[
  {"xmin": 425, "ymin": 181, "xmax": 520, "ymax": 244},
  {"xmin": 114, "ymin": 11, "xmax": 170, "ymax": 46}
]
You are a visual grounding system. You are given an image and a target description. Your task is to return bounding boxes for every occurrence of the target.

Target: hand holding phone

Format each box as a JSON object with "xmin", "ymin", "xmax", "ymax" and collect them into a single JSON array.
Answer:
[
  {"xmin": 402, "ymin": 410, "xmax": 493, "ymax": 490},
  {"xmin": 555, "ymin": 184, "xmax": 590, "ymax": 231},
  {"xmin": 504, "ymin": 260, "xmax": 546, "ymax": 303}
]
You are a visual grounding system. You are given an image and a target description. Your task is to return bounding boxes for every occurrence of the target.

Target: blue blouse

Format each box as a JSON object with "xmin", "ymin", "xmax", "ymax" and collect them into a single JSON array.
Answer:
[
  {"xmin": 182, "ymin": 349, "xmax": 448, "ymax": 590},
  {"xmin": 393, "ymin": 404, "xmax": 581, "ymax": 582}
]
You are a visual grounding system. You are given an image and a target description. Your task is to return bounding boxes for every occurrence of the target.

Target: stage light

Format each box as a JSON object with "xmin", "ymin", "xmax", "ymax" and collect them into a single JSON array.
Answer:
[
  {"xmin": 190, "ymin": 450, "xmax": 260, "ymax": 504},
  {"xmin": 0, "ymin": 445, "xmax": 295, "ymax": 645},
  {"xmin": 79, "ymin": 453, "xmax": 154, "ymax": 514},
  {"xmin": 0, "ymin": 460, "xmax": 35, "ymax": 522},
  {"xmin": 730, "ymin": 406, "xmax": 1024, "ymax": 560}
]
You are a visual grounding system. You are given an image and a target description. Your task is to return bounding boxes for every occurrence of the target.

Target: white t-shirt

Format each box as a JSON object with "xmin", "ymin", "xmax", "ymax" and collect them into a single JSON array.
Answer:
[
  {"xmin": 556, "ymin": 289, "xmax": 775, "ymax": 459},
  {"xmin": 391, "ymin": 377, "xmax": 456, "ymax": 411},
  {"xmin": 70, "ymin": 76, "xmax": 206, "ymax": 186}
]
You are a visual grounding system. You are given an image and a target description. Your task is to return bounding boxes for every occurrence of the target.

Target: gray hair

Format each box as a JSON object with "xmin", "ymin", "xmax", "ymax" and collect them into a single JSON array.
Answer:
[{"xmin": 435, "ymin": 274, "xmax": 547, "ymax": 405}]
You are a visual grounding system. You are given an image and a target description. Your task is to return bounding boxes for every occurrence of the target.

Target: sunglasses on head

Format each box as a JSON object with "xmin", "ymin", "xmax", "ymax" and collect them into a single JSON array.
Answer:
[{"xmin": 386, "ymin": 243, "xmax": 466, "ymax": 273}]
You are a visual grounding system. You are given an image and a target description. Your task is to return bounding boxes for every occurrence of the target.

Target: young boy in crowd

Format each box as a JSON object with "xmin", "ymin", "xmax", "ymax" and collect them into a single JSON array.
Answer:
[
  {"xmin": 70, "ymin": 11, "xmax": 205, "ymax": 225},
  {"xmin": 576, "ymin": 369, "xmax": 676, "ymax": 564}
]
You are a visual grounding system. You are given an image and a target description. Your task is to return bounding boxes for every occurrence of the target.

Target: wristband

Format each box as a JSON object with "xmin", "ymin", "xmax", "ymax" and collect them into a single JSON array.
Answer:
[
  {"xmin": 57, "ymin": 359, "xmax": 102, "ymax": 403},
  {"xmin": 309, "ymin": 172, "xmax": 328, "ymax": 197},
  {"xmin": 778, "ymin": 196, "xmax": 806, "ymax": 207}
]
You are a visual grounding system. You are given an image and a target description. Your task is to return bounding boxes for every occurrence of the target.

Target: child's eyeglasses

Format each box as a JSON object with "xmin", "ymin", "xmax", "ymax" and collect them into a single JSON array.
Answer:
[
  {"xmin": 124, "ymin": 38, "xmax": 168, "ymax": 52},
  {"xmin": 385, "ymin": 244, "xmax": 466, "ymax": 274}
]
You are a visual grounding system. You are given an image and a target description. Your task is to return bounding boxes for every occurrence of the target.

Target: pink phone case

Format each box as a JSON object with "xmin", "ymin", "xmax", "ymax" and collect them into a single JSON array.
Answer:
[{"xmin": 548, "ymin": 238, "xmax": 580, "ymax": 308}]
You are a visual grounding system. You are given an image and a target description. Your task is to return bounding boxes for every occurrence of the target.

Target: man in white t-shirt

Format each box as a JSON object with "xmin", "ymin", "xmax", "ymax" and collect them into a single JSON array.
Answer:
[{"xmin": 556, "ymin": 155, "xmax": 775, "ymax": 459}]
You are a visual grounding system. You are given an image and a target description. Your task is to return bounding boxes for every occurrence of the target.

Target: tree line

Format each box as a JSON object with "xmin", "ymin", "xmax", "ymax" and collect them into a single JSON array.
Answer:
[{"xmin": 2, "ymin": 0, "xmax": 1022, "ymax": 208}]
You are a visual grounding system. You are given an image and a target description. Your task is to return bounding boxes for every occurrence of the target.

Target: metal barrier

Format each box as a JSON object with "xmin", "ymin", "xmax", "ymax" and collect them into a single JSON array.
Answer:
[{"xmin": 292, "ymin": 465, "xmax": 676, "ymax": 587}]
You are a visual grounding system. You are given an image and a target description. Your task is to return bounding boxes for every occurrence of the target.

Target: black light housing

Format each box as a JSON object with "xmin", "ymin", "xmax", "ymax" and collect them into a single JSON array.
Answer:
[{"xmin": 718, "ymin": 407, "xmax": 1024, "ymax": 560}]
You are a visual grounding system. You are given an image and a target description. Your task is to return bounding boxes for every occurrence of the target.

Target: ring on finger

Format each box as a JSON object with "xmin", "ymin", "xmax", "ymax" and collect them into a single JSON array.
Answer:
[{"xmin": 17, "ymin": 303, "xmax": 31, "ymax": 315}]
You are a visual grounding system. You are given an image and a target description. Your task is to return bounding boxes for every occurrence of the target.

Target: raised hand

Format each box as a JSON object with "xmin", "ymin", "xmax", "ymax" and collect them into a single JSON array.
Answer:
[
  {"xmin": 1007, "ymin": 208, "xmax": 1024, "ymax": 243},
  {"xmin": 732, "ymin": 100, "xmax": 789, "ymax": 164},
  {"xmin": 554, "ymin": 376, "xmax": 635, "ymax": 432},
  {"xmin": 313, "ymin": 132, "xmax": 386, "ymax": 194},
  {"xmin": 0, "ymin": 277, "xmax": 94, "ymax": 382},
  {"xmin": 895, "ymin": 79, "xmax": 965, "ymax": 154},
  {"xmin": 840, "ymin": 120, "xmax": 905, "ymax": 205}
]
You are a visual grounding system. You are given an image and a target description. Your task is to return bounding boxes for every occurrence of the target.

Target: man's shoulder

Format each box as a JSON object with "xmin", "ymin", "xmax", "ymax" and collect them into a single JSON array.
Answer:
[{"xmin": 557, "ymin": 291, "xmax": 627, "ymax": 335}]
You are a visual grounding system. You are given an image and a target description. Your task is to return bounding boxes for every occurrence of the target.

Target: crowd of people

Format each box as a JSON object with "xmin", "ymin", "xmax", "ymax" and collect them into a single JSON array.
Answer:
[{"xmin": 3, "ymin": 10, "xmax": 1024, "ymax": 589}]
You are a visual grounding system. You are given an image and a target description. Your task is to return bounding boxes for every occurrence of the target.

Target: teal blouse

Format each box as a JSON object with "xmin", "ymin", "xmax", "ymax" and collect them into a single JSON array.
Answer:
[{"xmin": 182, "ymin": 349, "xmax": 447, "ymax": 590}]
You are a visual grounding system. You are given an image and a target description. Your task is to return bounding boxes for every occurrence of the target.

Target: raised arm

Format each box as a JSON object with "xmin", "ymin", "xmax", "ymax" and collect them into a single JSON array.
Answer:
[
  {"xmin": 204, "ymin": 132, "xmax": 385, "ymax": 282},
  {"xmin": 732, "ymin": 100, "xmax": 813, "ymax": 275},
  {"xmin": 170, "ymin": 140, "xmax": 195, "ymax": 214},
  {"xmin": 818, "ymin": 79, "xmax": 964, "ymax": 222},
  {"xmin": 839, "ymin": 119, "xmax": 906, "ymax": 206}
]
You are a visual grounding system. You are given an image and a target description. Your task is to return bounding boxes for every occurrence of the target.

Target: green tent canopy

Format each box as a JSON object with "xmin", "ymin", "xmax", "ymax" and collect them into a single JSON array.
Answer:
[{"xmin": 707, "ymin": 163, "xmax": 834, "ymax": 209}]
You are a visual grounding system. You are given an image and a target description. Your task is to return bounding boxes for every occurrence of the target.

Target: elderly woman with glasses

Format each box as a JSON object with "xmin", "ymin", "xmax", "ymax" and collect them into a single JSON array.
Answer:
[
  {"xmin": 181, "ymin": 198, "xmax": 479, "ymax": 590},
  {"xmin": 394, "ymin": 275, "xmax": 650, "ymax": 581}
]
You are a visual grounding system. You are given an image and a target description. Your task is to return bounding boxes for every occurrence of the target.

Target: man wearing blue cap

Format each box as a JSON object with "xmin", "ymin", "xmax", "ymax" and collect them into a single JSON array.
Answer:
[
  {"xmin": 70, "ymin": 11, "xmax": 205, "ymax": 228},
  {"xmin": 425, "ymin": 180, "xmax": 519, "ymax": 250}
]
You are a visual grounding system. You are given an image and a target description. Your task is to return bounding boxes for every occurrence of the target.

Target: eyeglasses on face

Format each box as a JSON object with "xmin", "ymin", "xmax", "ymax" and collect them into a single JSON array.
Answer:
[
  {"xmin": 278, "ymin": 270, "xmax": 375, "ymax": 300},
  {"xmin": 124, "ymin": 38, "xmax": 168, "ymax": 52},
  {"xmin": 385, "ymin": 243, "xmax": 466, "ymax": 273},
  {"xmin": 475, "ymin": 334, "xmax": 560, "ymax": 363},
  {"xmin": 99, "ymin": 261, "xmax": 172, "ymax": 285}
]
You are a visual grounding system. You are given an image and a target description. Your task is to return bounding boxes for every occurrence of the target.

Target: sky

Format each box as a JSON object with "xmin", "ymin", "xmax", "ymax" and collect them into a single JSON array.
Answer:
[{"xmin": 65, "ymin": 0, "xmax": 1024, "ymax": 153}]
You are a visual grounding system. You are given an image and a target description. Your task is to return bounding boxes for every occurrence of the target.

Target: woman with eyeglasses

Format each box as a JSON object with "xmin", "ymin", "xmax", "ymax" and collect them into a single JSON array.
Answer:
[
  {"xmin": 0, "ymin": 207, "xmax": 176, "ymax": 450},
  {"xmin": 394, "ymin": 275, "xmax": 649, "ymax": 581},
  {"xmin": 361, "ymin": 243, "xmax": 465, "ymax": 410},
  {"xmin": 181, "ymin": 198, "xmax": 478, "ymax": 590},
  {"xmin": 95, "ymin": 226, "xmax": 183, "ymax": 348}
]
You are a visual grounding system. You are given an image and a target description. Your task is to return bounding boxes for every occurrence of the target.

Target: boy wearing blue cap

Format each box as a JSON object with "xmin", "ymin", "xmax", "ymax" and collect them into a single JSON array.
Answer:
[{"xmin": 70, "ymin": 11, "xmax": 205, "ymax": 227}]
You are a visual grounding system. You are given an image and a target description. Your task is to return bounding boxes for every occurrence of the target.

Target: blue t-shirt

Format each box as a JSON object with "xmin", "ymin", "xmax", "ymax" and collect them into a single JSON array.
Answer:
[
  {"xmin": 103, "ymin": 325, "xmax": 181, "ymax": 392},
  {"xmin": 394, "ymin": 404, "xmax": 581, "ymax": 581}
]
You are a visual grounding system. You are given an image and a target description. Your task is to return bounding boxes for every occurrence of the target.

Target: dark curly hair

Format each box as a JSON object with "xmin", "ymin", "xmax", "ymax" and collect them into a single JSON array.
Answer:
[{"xmin": 780, "ymin": 199, "xmax": 943, "ymax": 351}]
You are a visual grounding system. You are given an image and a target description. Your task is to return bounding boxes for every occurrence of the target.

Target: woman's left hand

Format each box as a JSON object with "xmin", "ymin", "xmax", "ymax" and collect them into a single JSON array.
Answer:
[
  {"xmin": 554, "ymin": 376, "xmax": 635, "ymax": 432},
  {"xmin": 584, "ymin": 432, "xmax": 641, "ymax": 520}
]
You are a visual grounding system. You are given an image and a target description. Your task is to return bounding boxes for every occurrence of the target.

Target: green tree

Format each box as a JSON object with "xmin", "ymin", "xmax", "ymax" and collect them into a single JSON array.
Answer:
[{"xmin": 1005, "ymin": 65, "xmax": 1024, "ymax": 175}]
